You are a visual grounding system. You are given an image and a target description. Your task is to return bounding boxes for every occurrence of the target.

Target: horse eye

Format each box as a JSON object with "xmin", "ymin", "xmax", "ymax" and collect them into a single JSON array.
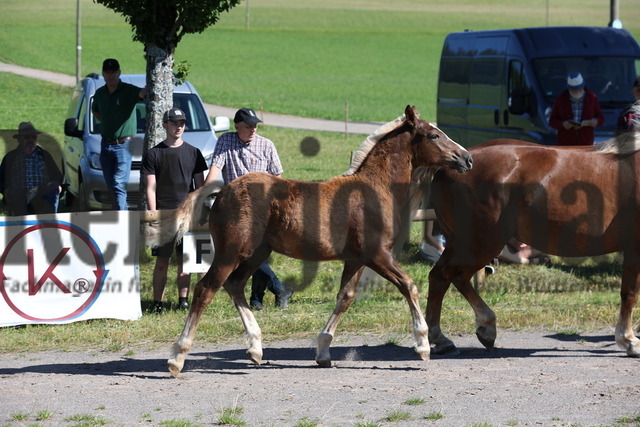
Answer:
[{"xmin": 428, "ymin": 132, "xmax": 440, "ymax": 141}]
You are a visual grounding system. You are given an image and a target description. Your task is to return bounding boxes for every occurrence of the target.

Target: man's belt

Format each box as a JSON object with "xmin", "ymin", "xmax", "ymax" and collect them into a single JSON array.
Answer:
[{"xmin": 107, "ymin": 136, "xmax": 133, "ymax": 145}]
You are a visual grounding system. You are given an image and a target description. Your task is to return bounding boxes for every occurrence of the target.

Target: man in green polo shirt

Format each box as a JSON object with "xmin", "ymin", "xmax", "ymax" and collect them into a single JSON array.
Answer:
[{"xmin": 91, "ymin": 58, "xmax": 146, "ymax": 210}]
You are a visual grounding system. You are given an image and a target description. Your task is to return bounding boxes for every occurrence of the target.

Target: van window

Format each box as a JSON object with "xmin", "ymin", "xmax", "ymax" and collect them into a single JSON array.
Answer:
[
  {"xmin": 89, "ymin": 93, "xmax": 211, "ymax": 135},
  {"xmin": 508, "ymin": 60, "xmax": 534, "ymax": 115},
  {"xmin": 534, "ymin": 57, "xmax": 637, "ymax": 107},
  {"xmin": 469, "ymin": 58, "xmax": 504, "ymax": 105},
  {"xmin": 439, "ymin": 59, "xmax": 470, "ymax": 102}
]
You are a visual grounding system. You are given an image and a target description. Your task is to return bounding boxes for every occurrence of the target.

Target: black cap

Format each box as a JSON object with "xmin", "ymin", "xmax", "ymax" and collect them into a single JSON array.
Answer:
[
  {"xmin": 102, "ymin": 58, "xmax": 120, "ymax": 72},
  {"xmin": 163, "ymin": 108, "xmax": 187, "ymax": 123},
  {"xmin": 234, "ymin": 108, "xmax": 262, "ymax": 125}
]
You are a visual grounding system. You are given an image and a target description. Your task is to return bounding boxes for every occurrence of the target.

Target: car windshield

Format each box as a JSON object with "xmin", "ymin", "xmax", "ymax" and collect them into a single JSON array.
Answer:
[
  {"xmin": 533, "ymin": 57, "xmax": 637, "ymax": 108},
  {"xmin": 90, "ymin": 93, "xmax": 211, "ymax": 134}
]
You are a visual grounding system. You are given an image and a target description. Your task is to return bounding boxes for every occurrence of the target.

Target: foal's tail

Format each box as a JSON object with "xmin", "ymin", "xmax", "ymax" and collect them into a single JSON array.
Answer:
[{"xmin": 144, "ymin": 182, "xmax": 223, "ymax": 248}]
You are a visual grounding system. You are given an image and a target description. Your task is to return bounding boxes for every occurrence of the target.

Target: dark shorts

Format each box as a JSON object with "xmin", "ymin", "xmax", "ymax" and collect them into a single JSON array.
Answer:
[{"xmin": 152, "ymin": 239, "xmax": 183, "ymax": 258}]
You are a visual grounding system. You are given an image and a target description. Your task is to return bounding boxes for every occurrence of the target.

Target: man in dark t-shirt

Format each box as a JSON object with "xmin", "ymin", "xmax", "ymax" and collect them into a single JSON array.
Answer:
[{"xmin": 141, "ymin": 108, "xmax": 208, "ymax": 313}]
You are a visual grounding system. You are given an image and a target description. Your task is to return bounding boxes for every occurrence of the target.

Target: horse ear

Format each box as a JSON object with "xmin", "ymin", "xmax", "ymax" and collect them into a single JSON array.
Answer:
[{"xmin": 404, "ymin": 105, "xmax": 419, "ymax": 125}]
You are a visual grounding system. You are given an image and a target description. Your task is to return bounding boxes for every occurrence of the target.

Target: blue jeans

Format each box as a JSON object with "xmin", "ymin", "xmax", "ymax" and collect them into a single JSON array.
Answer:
[
  {"xmin": 100, "ymin": 139, "xmax": 132, "ymax": 210},
  {"xmin": 250, "ymin": 262, "xmax": 285, "ymax": 305}
]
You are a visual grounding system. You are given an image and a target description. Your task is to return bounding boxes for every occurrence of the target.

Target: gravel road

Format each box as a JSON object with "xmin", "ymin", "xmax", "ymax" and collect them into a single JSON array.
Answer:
[{"xmin": 1, "ymin": 328, "xmax": 639, "ymax": 426}]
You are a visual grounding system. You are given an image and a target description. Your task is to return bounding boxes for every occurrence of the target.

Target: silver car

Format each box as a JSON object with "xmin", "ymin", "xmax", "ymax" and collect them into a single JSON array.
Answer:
[{"xmin": 63, "ymin": 73, "xmax": 228, "ymax": 210}]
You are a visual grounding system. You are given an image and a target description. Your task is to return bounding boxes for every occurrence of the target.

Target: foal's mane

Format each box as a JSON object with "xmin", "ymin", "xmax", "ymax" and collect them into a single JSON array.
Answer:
[{"xmin": 342, "ymin": 114, "xmax": 407, "ymax": 176}]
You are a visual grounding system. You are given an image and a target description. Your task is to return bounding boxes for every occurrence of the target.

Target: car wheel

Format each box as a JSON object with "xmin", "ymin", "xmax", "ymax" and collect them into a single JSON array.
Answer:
[{"xmin": 78, "ymin": 179, "xmax": 91, "ymax": 212}]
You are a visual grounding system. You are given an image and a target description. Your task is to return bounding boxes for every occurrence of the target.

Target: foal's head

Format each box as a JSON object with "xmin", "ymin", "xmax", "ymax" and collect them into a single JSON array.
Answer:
[{"xmin": 404, "ymin": 105, "xmax": 472, "ymax": 173}]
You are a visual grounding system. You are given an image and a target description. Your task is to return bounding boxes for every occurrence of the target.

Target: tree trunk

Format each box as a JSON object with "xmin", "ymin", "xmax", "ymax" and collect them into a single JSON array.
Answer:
[{"xmin": 141, "ymin": 43, "xmax": 174, "ymax": 209}]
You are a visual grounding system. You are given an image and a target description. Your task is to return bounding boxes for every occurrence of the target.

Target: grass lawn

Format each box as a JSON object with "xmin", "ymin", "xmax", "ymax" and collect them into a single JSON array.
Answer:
[{"xmin": 1, "ymin": 0, "xmax": 639, "ymax": 122}]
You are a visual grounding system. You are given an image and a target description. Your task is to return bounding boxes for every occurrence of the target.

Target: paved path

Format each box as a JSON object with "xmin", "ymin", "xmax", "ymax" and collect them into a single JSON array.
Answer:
[
  {"xmin": 1, "ymin": 329, "xmax": 638, "ymax": 427},
  {"xmin": 0, "ymin": 61, "xmax": 382, "ymax": 135}
]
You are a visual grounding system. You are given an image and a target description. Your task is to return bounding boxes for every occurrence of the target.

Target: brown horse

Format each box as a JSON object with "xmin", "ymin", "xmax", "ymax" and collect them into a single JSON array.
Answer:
[
  {"xmin": 157, "ymin": 105, "xmax": 472, "ymax": 376},
  {"xmin": 423, "ymin": 111, "xmax": 640, "ymax": 357}
]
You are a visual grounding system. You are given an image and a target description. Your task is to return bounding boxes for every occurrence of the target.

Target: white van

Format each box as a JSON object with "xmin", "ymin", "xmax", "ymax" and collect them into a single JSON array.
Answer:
[{"xmin": 63, "ymin": 73, "xmax": 229, "ymax": 210}]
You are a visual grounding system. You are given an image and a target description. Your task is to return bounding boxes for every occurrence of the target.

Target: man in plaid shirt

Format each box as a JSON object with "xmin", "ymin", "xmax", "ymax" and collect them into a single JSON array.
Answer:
[
  {"xmin": 204, "ymin": 108, "xmax": 293, "ymax": 310},
  {"xmin": 549, "ymin": 72, "xmax": 604, "ymax": 146},
  {"xmin": 0, "ymin": 122, "xmax": 62, "ymax": 215}
]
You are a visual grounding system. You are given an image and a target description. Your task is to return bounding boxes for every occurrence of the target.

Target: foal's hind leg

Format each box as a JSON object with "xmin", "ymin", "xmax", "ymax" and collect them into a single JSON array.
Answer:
[
  {"xmin": 316, "ymin": 262, "xmax": 365, "ymax": 367},
  {"xmin": 168, "ymin": 268, "xmax": 227, "ymax": 377},
  {"xmin": 223, "ymin": 247, "xmax": 273, "ymax": 365},
  {"xmin": 615, "ymin": 260, "xmax": 640, "ymax": 357}
]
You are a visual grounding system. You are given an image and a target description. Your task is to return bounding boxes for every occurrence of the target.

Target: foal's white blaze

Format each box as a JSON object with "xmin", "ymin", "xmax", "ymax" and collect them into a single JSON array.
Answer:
[{"xmin": 430, "ymin": 122, "xmax": 467, "ymax": 152}]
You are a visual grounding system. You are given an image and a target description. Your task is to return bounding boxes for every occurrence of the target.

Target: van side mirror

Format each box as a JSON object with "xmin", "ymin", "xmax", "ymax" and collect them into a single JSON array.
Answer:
[
  {"xmin": 508, "ymin": 89, "xmax": 529, "ymax": 115},
  {"xmin": 64, "ymin": 118, "xmax": 83, "ymax": 138},
  {"xmin": 212, "ymin": 116, "xmax": 230, "ymax": 133}
]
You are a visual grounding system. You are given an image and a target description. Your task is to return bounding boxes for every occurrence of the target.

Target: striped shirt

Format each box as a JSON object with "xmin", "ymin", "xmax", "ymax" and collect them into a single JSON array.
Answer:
[
  {"xmin": 211, "ymin": 132, "xmax": 283, "ymax": 184},
  {"xmin": 571, "ymin": 93, "xmax": 584, "ymax": 124}
]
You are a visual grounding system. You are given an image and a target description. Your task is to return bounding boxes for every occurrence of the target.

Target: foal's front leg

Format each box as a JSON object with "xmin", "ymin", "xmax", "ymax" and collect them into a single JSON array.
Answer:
[
  {"xmin": 371, "ymin": 256, "xmax": 430, "ymax": 361},
  {"xmin": 316, "ymin": 262, "xmax": 364, "ymax": 367}
]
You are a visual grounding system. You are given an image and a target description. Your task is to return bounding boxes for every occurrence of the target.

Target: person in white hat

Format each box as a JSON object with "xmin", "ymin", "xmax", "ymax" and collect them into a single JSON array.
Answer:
[
  {"xmin": 549, "ymin": 72, "xmax": 604, "ymax": 145},
  {"xmin": 0, "ymin": 122, "xmax": 62, "ymax": 215}
]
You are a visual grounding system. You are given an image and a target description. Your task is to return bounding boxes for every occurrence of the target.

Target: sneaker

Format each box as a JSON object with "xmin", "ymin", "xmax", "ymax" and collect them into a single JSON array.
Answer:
[
  {"xmin": 275, "ymin": 288, "xmax": 293, "ymax": 309},
  {"xmin": 250, "ymin": 301, "xmax": 264, "ymax": 311},
  {"xmin": 152, "ymin": 302, "xmax": 164, "ymax": 314}
]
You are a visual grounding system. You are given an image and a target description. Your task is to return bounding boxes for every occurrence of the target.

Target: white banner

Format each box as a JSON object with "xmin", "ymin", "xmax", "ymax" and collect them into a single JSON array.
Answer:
[
  {"xmin": 182, "ymin": 231, "xmax": 214, "ymax": 273},
  {"xmin": 0, "ymin": 211, "xmax": 141, "ymax": 326}
]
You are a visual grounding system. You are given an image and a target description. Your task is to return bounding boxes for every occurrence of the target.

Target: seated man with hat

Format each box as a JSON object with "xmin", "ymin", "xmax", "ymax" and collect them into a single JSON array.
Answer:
[{"xmin": 0, "ymin": 122, "xmax": 63, "ymax": 215}]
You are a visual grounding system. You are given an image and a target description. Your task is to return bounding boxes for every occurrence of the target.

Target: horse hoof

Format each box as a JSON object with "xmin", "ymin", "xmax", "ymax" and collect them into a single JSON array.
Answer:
[
  {"xmin": 247, "ymin": 348, "xmax": 263, "ymax": 365},
  {"xmin": 625, "ymin": 341, "xmax": 640, "ymax": 358},
  {"xmin": 476, "ymin": 326, "xmax": 496, "ymax": 350},
  {"xmin": 316, "ymin": 358, "xmax": 332, "ymax": 368},
  {"xmin": 167, "ymin": 358, "xmax": 183, "ymax": 377},
  {"xmin": 432, "ymin": 341, "xmax": 459, "ymax": 356},
  {"xmin": 415, "ymin": 345, "xmax": 431, "ymax": 361}
]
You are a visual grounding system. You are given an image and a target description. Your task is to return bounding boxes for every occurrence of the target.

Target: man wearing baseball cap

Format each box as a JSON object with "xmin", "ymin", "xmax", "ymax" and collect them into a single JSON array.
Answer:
[
  {"xmin": 549, "ymin": 72, "xmax": 604, "ymax": 145},
  {"xmin": 203, "ymin": 107, "xmax": 293, "ymax": 310},
  {"xmin": 92, "ymin": 58, "xmax": 147, "ymax": 210},
  {"xmin": 142, "ymin": 108, "xmax": 208, "ymax": 313}
]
